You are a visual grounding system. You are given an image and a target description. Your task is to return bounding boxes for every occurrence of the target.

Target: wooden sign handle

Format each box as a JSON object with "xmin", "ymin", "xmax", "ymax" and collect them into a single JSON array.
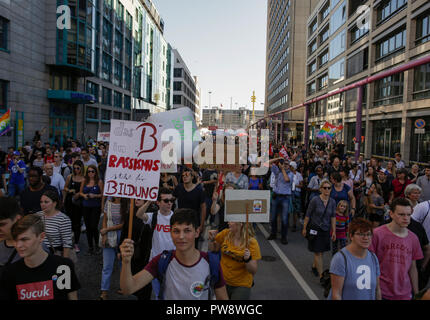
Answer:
[
  {"xmin": 245, "ymin": 203, "xmax": 249, "ymax": 248},
  {"xmin": 128, "ymin": 198, "xmax": 135, "ymax": 239}
]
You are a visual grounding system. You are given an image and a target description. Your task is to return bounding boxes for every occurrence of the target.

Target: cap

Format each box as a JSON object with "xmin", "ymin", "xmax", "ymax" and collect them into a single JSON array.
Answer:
[
  {"xmin": 13, "ymin": 151, "xmax": 20, "ymax": 156},
  {"xmin": 289, "ymin": 161, "xmax": 297, "ymax": 170}
]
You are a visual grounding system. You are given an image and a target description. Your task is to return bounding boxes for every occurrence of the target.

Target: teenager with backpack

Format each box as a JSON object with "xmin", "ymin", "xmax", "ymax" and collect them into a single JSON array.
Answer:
[
  {"xmin": 327, "ymin": 218, "xmax": 381, "ymax": 300},
  {"xmin": 119, "ymin": 208, "xmax": 229, "ymax": 300}
]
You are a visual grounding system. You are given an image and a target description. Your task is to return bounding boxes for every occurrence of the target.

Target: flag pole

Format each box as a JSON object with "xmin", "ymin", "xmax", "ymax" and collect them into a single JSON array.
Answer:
[{"xmin": 245, "ymin": 203, "xmax": 249, "ymax": 248}]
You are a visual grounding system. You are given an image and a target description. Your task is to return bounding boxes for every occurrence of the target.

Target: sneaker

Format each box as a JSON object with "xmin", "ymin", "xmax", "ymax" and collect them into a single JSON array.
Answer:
[
  {"xmin": 74, "ymin": 244, "xmax": 80, "ymax": 253},
  {"xmin": 311, "ymin": 267, "xmax": 319, "ymax": 277},
  {"xmin": 267, "ymin": 234, "xmax": 276, "ymax": 241},
  {"xmin": 281, "ymin": 238, "xmax": 288, "ymax": 245}
]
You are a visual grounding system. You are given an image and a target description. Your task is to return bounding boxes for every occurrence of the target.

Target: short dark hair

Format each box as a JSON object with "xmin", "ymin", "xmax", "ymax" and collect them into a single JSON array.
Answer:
[
  {"xmin": 0, "ymin": 197, "xmax": 22, "ymax": 221},
  {"xmin": 81, "ymin": 148, "xmax": 89, "ymax": 153},
  {"xmin": 42, "ymin": 189, "xmax": 62, "ymax": 211},
  {"xmin": 170, "ymin": 208, "xmax": 198, "ymax": 229},
  {"xmin": 330, "ymin": 171, "xmax": 342, "ymax": 183},
  {"xmin": 11, "ymin": 214, "xmax": 45, "ymax": 240},
  {"xmin": 71, "ymin": 152, "xmax": 80, "ymax": 158},
  {"xmin": 157, "ymin": 187, "xmax": 173, "ymax": 201},
  {"xmin": 28, "ymin": 166, "xmax": 43, "ymax": 177},
  {"xmin": 390, "ymin": 197, "xmax": 412, "ymax": 213}
]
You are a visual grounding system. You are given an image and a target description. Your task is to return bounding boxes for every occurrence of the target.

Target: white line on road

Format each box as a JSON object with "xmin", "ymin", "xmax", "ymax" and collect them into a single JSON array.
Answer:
[{"xmin": 257, "ymin": 223, "xmax": 319, "ymax": 301}]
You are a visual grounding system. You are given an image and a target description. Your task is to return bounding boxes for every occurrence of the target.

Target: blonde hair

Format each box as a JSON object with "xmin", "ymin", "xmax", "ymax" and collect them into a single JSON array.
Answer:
[
  {"xmin": 226, "ymin": 222, "xmax": 256, "ymax": 249},
  {"xmin": 336, "ymin": 200, "xmax": 349, "ymax": 216}
]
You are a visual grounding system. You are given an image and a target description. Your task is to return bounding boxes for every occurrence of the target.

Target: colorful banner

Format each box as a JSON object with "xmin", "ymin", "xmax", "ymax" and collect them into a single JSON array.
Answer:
[
  {"xmin": 279, "ymin": 146, "xmax": 290, "ymax": 160},
  {"xmin": 316, "ymin": 122, "xmax": 343, "ymax": 140},
  {"xmin": 103, "ymin": 120, "xmax": 162, "ymax": 200},
  {"xmin": 0, "ymin": 109, "xmax": 11, "ymax": 137}
]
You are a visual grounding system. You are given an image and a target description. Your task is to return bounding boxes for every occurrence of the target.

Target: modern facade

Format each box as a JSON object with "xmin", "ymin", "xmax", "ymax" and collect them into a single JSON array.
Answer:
[
  {"xmin": 305, "ymin": 0, "xmax": 430, "ymax": 164},
  {"xmin": 0, "ymin": 0, "xmax": 172, "ymax": 148},
  {"xmin": 171, "ymin": 48, "xmax": 200, "ymax": 122},
  {"xmin": 265, "ymin": 0, "xmax": 319, "ymax": 143},
  {"xmin": 202, "ymin": 107, "xmax": 265, "ymax": 130}
]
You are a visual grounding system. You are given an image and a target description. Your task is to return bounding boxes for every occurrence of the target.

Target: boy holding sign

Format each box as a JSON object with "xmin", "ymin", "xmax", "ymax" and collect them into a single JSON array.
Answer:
[{"xmin": 120, "ymin": 208, "xmax": 228, "ymax": 300}]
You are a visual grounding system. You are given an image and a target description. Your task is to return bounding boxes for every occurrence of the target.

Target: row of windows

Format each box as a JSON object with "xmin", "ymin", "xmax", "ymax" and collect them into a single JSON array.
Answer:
[
  {"xmin": 308, "ymin": 0, "xmax": 346, "ymax": 42},
  {"xmin": 268, "ymin": 63, "xmax": 289, "ymax": 92},
  {"xmin": 267, "ymin": 94, "xmax": 288, "ymax": 111},
  {"xmin": 375, "ymin": 28, "xmax": 406, "ymax": 61},
  {"xmin": 86, "ymin": 106, "xmax": 130, "ymax": 120},
  {"xmin": 268, "ymin": 47, "xmax": 289, "ymax": 80},
  {"xmin": 87, "ymin": 82, "xmax": 130, "ymax": 109},
  {"xmin": 269, "ymin": 0, "xmax": 290, "ymax": 40},
  {"xmin": 268, "ymin": 32, "xmax": 290, "ymax": 71},
  {"xmin": 269, "ymin": 8, "xmax": 291, "ymax": 52},
  {"xmin": 376, "ymin": 0, "xmax": 407, "ymax": 25},
  {"xmin": 308, "ymin": 64, "xmax": 430, "ymax": 109},
  {"xmin": 268, "ymin": 78, "xmax": 289, "ymax": 102}
]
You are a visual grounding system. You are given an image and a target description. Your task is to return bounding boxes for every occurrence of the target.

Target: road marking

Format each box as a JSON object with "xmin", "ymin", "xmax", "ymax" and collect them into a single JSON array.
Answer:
[{"xmin": 257, "ymin": 223, "xmax": 319, "ymax": 300}]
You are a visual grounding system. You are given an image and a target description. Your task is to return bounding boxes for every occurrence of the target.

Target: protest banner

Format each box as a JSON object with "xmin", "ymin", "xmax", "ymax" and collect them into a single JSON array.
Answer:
[
  {"xmin": 279, "ymin": 146, "xmax": 290, "ymax": 160},
  {"xmin": 97, "ymin": 132, "xmax": 110, "ymax": 142},
  {"xmin": 103, "ymin": 120, "xmax": 162, "ymax": 238},
  {"xmin": 224, "ymin": 190, "xmax": 270, "ymax": 223}
]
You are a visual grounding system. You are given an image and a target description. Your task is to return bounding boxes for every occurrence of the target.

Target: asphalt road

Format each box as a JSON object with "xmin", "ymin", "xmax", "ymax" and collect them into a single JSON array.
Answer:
[{"xmin": 75, "ymin": 217, "xmax": 331, "ymax": 300}]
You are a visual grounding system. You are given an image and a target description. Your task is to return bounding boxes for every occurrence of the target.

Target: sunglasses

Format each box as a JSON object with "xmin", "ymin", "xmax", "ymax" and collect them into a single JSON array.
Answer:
[
  {"xmin": 87, "ymin": 170, "xmax": 96, "ymax": 173},
  {"xmin": 161, "ymin": 199, "xmax": 175, "ymax": 203},
  {"xmin": 73, "ymin": 167, "xmax": 81, "ymax": 170},
  {"xmin": 322, "ymin": 187, "xmax": 331, "ymax": 190}
]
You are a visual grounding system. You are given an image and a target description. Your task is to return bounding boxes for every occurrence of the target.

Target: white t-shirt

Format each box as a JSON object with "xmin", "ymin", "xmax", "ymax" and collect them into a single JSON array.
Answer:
[
  {"xmin": 292, "ymin": 172, "xmax": 303, "ymax": 192},
  {"xmin": 145, "ymin": 211, "xmax": 175, "ymax": 260},
  {"xmin": 411, "ymin": 200, "xmax": 430, "ymax": 240}
]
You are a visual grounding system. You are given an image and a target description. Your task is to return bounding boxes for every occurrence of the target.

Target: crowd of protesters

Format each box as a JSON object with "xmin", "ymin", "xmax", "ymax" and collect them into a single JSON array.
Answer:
[{"xmin": 0, "ymin": 131, "xmax": 430, "ymax": 301}]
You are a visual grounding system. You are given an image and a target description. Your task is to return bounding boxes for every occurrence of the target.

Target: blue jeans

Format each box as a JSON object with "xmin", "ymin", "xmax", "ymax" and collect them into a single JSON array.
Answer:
[
  {"xmin": 101, "ymin": 230, "xmax": 121, "ymax": 291},
  {"xmin": 8, "ymin": 183, "xmax": 25, "ymax": 197},
  {"xmin": 270, "ymin": 194, "xmax": 291, "ymax": 239}
]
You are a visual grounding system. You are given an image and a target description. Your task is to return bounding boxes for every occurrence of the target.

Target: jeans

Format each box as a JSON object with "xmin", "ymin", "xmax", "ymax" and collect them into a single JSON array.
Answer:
[
  {"xmin": 101, "ymin": 230, "xmax": 121, "ymax": 291},
  {"xmin": 8, "ymin": 183, "xmax": 25, "ymax": 197},
  {"xmin": 270, "ymin": 194, "xmax": 291, "ymax": 239}
]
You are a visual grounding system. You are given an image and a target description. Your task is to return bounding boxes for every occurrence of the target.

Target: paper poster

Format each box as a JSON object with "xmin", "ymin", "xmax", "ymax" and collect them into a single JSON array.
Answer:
[
  {"xmin": 103, "ymin": 120, "xmax": 162, "ymax": 200},
  {"xmin": 97, "ymin": 132, "xmax": 110, "ymax": 142},
  {"xmin": 224, "ymin": 190, "xmax": 270, "ymax": 223}
]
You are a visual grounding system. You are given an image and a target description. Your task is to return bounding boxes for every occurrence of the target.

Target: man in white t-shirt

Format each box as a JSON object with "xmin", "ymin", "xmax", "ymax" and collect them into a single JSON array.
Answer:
[{"xmin": 136, "ymin": 188, "xmax": 176, "ymax": 260}]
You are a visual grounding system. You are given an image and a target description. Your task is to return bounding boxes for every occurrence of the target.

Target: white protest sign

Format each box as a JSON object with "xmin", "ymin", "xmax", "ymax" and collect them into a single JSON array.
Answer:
[
  {"xmin": 224, "ymin": 190, "xmax": 271, "ymax": 223},
  {"xmin": 103, "ymin": 120, "xmax": 162, "ymax": 200},
  {"xmin": 160, "ymin": 141, "xmax": 178, "ymax": 173},
  {"xmin": 97, "ymin": 132, "xmax": 110, "ymax": 142},
  {"xmin": 147, "ymin": 107, "xmax": 199, "ymax": 163}
]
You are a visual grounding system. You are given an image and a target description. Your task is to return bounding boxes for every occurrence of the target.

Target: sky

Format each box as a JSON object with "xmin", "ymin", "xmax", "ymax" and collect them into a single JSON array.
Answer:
[{"xmin": 152, "ymin": 0, "xmax": 267, "ymax": 111}]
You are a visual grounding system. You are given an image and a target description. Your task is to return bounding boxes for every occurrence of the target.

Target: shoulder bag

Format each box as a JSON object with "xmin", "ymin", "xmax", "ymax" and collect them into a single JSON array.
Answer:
[{"xmin": 306, "ymin": 198, "xmax": 330, "ymax": 240}]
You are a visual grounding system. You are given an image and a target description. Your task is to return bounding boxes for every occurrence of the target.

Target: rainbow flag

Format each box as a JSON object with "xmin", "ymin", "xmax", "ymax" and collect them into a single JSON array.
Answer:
[
  {"xmin": 316, "ymin": 122, "xmax": 343, "ymax": 140},
  {"xmin": 0, "ymin": 109, "xmax": 11, "ymax": 137}
]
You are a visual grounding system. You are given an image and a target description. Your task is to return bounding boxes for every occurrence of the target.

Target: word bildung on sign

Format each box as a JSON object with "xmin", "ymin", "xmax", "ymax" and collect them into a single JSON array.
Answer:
[{"xmin": 103, "ymin": 120, "xmax": 162, "ymax": 201}]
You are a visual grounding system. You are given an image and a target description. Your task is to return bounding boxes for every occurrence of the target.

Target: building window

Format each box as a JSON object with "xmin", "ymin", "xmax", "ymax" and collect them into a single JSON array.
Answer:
[
  {"xmin": 375, "ymin": 28, "xmax": 406, "ymax": 62},
  {"xmin": 124, "ymin": 95, "xmax": 131, "ymax": 109},
  {"xmin": 328, "ymin": 58, "xmax": 345, "ymax": 86},
  {"xmin": 86, "ymin": 81, "xmax": 99, "ymax": 102},
  {"xmin": 173, "ymin": 82, "xmax": 182, "ymax": 91},
  {"xmin": 102, "ymin": 52, "xmax": 112, "ymax": 81},
  {"xmin": 307, "ymin": 81, "xmax": 316, "ymax": 95},
  {"xmin": 308, "ymin": 60, "xmax": 317, "ymax": 76},
  {"xmin": 101, "ymin": 109, "xmax": 111, "ymax": 121},
  {"xmin": 125, "ymin": 39, "xmax": 132, "ymax": 66},
  {"xmin": 0, "ymin": 17, "xmax": 9, "ymax": 51},
  {"xmin": 123, "ymin": 113, "xmax": 130, "ymax": 120},
  {"xmin": 86, "ymin": 106, "xmax": 98, "ymax": 120},
  {"xmin": 114, "ymin": 30, "xmax": 123, "ymax": 60},
  {"xmin": 372, "ymin": 119, "xmax": 401, "ymax": 158},
  {"xmin": 113, "ymin": 111, "xmax": 122, "ymax": 119},
  {"xmin": 416, "ymin": 11, "xmax": 430, "ymax": 45},
  {"xmin": 329, "ymin": 29, "xmax": 346, "ymax": 60},
  {"xmin": 318, "ymin": 74, "xmax": 329, "ymax": 90},
  {"xmin": 330, "ymin": 0, "xmax": 346, "ymax": 35},
  {"xmin": 413, "ymin": 63, "xmax": 430, "ymax": 100},
  {"xmin": 174, "ymin": 68, "xmax": 183, "ymax": 77},
  {"xmin": 308, "ymin": 39, "xmax": 317, "ymax": 56},
  {"xmin": 376, "ymin": 0, "xmax": 408, "ymax": 25},
  {"xmin": 319, "ymin": 25, "xmax": 330, "ymax": 44},
  {"xmin": 318, "ymin": 49, "xmax": 329, "ymax": 67},
  {"xmin": 309, "ymin": 18, "xmax": 318, "ymax": 37},
  {"xmin": 347, "ymin": 47, "xmax": 369, "ymax": 77},
  {"xmin": 114, "ymin": 60, "xmax": 122, "ymax": 86},
  {"xmin": 114, "ymin": 91, "xmax": 122, "ymax": 108},
  {"xmin": 320, "ymin": 2, "xmax": 330, "ymax": 22},
  {"xmin": 374, "ymin": 72, "xmax": 404, "ymax": 107},
  {"xmin": 0, "ymin": 80, "xmax": 8, "ymax": 111},
  {"xmin": 350, "ymin": 24, "xmax": 369, "ymax": 44},
  {"xmin": 102, "ymin": 87, "xmax": 112, "ymax": 105},
  {"xmin": 173, "ymin": 95, "xmax": 182, "ymax": 104},
  {"xmin": 124, "ymin": 67, "xmax": 131, "ymax": 90},
  {"xmin": 103, "ymin": 18, "xmax": 113, "ymax": 54}
]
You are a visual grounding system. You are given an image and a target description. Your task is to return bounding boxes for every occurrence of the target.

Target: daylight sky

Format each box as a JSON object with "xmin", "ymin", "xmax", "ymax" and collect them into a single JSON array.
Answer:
[{"xmin": 152, "ymin": 0, "xmax": 267, "ymax": 111}]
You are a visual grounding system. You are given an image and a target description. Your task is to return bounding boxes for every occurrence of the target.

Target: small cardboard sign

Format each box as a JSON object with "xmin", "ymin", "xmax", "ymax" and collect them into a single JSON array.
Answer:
[{"xmin": 225, "ymin": 190, "xmax": 270, "ymax": 223}]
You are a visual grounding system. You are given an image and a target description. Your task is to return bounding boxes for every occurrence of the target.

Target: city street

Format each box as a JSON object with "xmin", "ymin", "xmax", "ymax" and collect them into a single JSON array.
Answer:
[{"xmin": 75, "ymin": 219, "xmax": 328, "ymax": 300}]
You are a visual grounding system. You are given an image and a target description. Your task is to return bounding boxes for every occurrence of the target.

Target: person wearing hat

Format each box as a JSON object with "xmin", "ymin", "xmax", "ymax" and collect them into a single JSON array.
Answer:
[
  {"xmin": 7, "ymin": 151, "xmax": 27, "ymax": 197},
  {"xmin": 290, "ymin": 161, "xmax": 303, "ymax": 232}
]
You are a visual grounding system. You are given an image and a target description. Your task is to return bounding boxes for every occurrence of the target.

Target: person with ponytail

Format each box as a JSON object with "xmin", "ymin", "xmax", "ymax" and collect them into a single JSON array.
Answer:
[{"xmin": 208, "ymin": 222, "xmax": 261, "ymax": 300}]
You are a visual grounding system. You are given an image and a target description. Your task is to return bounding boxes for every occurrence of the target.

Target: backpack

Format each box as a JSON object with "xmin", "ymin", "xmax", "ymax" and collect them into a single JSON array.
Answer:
[{"xmin": 156, "ymin": 250, "xmax": 221, "ymax": 300}]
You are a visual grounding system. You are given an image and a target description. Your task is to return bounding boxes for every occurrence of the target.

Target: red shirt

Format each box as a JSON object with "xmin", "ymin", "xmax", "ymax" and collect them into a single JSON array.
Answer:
[
  {"xmin": 391, "ymin": 179, "xmax": 412, "ymax": 198},
  {"xmin": 44, "ymin": 155, "xmax": 54, "ymax": 164}
]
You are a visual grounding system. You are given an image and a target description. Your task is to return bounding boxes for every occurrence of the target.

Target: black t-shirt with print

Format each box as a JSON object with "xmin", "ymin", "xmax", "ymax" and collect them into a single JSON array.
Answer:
[{"xmin": 0, "ymin": 254, "xmax": 80, "ymax": 300}]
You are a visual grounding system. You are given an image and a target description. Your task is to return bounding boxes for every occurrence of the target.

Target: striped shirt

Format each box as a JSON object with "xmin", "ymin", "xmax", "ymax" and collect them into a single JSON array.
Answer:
[{"xmin": 36, "ymin": 211, "xmax": 73, "ymax": 249}]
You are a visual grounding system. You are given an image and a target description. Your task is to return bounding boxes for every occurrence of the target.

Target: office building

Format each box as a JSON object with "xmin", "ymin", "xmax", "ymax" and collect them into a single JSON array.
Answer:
[
  {"xmin": 305, "ymin": 0, "xmax": 430, "ymax": 164},
  {"xmin": 202, "ymin": 107, "xmax": 265, "ymax": 130},
  {"xmin": 265, "ymin": 0, "xmax": 319, "ymax": 143}
]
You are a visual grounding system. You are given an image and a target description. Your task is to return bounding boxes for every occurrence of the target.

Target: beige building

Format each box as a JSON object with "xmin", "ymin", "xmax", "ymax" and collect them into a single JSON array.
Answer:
[
  {"xmin": 305, "ymin": 0, "xmax": 430, "ymax": 165},
  {"xmin": 265, "ymin": 0, "xmax": 319, "ymax": 142},
  {"xmin": 202, "ymin": 107, "xmax": 265, "ymax": 130}
]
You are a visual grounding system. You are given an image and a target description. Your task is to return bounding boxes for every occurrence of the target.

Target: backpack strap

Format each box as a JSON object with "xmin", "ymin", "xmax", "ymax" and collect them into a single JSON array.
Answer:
[
  {"xmin": 339, "ymin": 250, "xmax": 347, "ymax": 278},
  {"xmin": 157, "ymin": 250, "xmax": 173, "ymax": 300}
]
